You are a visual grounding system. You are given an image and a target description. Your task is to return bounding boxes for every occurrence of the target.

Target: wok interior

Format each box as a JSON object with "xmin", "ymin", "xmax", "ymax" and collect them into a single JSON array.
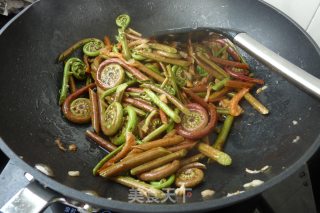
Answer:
[{"xmin": 0, "ymin": 0, "xmax": 320, "ymax": 205}]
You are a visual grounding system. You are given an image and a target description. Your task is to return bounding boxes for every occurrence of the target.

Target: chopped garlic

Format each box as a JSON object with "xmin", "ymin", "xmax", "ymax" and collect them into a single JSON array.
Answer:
[
  {"xmin": 68, "ymin": 171, "xmax": 80, "ymax": 177},
  {"xmin": 292, "ymin": 136, "xmax": 300, "ymax": 143},
  {"xmin": 201, "ymin": 189, "xmax": 215, "ymax": 199},
  {"xmin": 68, "ymin": 144, "xmax": 77, "ymax": 152},
  {"xmin": 243, "ymin": 179, "xmax": 264, "ymax": 189},
  {"xmin": 256, "ymin": 85, "xmax": 268, "ymax": 94},
  {"xmin": 55, "ymin": 138, "xmax": 67, "ymax": 152},
  {"xmin": 226, "ymin": 190, "xmax": 244, "ymax": 197},
  {"xmin": 245, "ymin": 165, "xmax": 270, "ymax": 174},
  {"xmin": 35, "ymin": 163, "xmax": 54, "ymax": 177}
]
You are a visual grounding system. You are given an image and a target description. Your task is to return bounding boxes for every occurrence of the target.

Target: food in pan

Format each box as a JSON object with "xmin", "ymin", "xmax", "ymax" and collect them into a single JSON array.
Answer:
[{"xmin": 57, "ymin": 14, "xmax": 269, "ymax": 199}]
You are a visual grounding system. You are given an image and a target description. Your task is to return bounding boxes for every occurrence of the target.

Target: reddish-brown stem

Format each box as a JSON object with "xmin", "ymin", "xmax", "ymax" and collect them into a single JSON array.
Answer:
[
  {"xmin": 69, "ymin": 76, "xmax": 77, "ymax": 93},
  {"xmin": 83, "ymin": 55, "xmax": 91, "ymax": 74},
  {"xmin": 100, "ymin": 132, "xmax": 136, "ymax": 170},
  {"xmin": 189, "ymin": 84, "xmax": 208, "ymax": 93},
  {"xmin": 85, "ymin": 130, "xmax": 117, "ymax": 152},
  {"xmin": 208, "ymin": 87, "xmax": 231, "ymax": 102},
  {"xmin": 62, "ymin": 83, "xmax": 95, "ymax": 123},
  {"xmin": 159, "ymin": 109, "xmax": 168, "ymax": 124},
  {"xmin": 208, "ymin": 54, "xmax": 249, "ymax": 69},
  {"xmin": 126, "ymin": 87, "xmax": 144, "ymax": 93},
  {"xmin": 225, "ymin": 80, "xmax": 254, "ymax": 89},
  {"xmin": 229, "ymin": 88, "xmax": 249, "ymax": 116},
  {"xmin": 138, "ymin": 160, "xmax": 181, "ymax": 181},
  {"xmin": 176, "ymin": 104, "xmax": 217, "ymax": 140},
  {"xmin": 183, "ymin": 88, "xmax": 209, "ymax": 110},
  {"xmin": 123, "ymin": 97, "xmax": 156, "ymax": 112},
  {"xmin": 216, "ymin": 39, "xmax": 241, "ymax": 62},
  {"xmin": 103, "ymin": 36, "xmax": 112, "ymax": 52},
  {"xmin": 167, "ymin": 140, "xmax": 198, "ymax": 152},
  {"xmin": 89, "ymin": 88, "xmax": 100, "ymax": 133},
  {"xmin": 225, "ymin": 67, "xmax": 264, "ymax": 85}
]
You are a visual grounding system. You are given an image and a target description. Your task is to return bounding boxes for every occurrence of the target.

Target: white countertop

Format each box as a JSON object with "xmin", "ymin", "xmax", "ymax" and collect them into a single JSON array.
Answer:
[{"xmin": 263, "ymin": 0, "xmax": 320, "ymax": 48}]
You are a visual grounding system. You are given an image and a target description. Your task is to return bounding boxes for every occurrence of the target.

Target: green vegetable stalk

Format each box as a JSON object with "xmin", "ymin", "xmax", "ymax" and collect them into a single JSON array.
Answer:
[
  {"xmin": 142, "ymin": 110, "xmax": 158, "ymax": 133},
  {"xmin": 113, "ymin": 105, "xmax": 138, "ymax": 145},
  {"xmin": 116, "ymin": 14, "xmax": 131, "ymax": 60},
  {"xmin": 150, "ymin": 175, "xmax": 175, "ymax": 189},
  {"xmin": 211, "ymin": 78, "xmax": 229, "ymax": 91},
  {"xmin": 142, "ymin": 123, "xmax": 170, "ymax": 143},
  {"xmin": 59, "ymin": 57, "xmax": 86, "ymax": 105},
  {"xmin": 198, "ymin": 143, "xmax": 232, "ymax": 166},
  {"xmin": 141, "ymin": 83, "xmax": 190, "ymax": 115},
  {"xmin": 167, "ymin": 64, "xmax": 184, "ymax": 103},
  {"xmin": 196, "ymin": 52, "xmax": 229, "ymax": 78},
  {"xmin": 57, "ymin": 38, "xmax": 97, "ymax": 62},
  {"xmin": 92, "ymin": 144, "xmax": 124, "ymax": 175},
  {"xmin": 144, "ymin": 88, "xmax": 181, "ymax": 123},
  {"xmin": 131, "ymin": 149, "xmax": 187, "ymax": 175},
  {"xmin": 100, "ymin": 80, "xmax": 136, "ymax": 100},
  {"xmin": 114, "ymin": 83, "xmax": 129, "ymax": 102},
  {"xmin": 111, "ymin": 176, "xmax": 166, "ymax": 199},
  {"xmin": 213, "ymin": 115, "xmax": 234, "ymax": 150}
]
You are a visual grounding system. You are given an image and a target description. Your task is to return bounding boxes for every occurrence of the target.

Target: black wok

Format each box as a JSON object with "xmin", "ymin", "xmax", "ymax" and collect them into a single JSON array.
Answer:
[{"xmin": 0, "ymin": 0, "xmax": 320, "ymax": 212}]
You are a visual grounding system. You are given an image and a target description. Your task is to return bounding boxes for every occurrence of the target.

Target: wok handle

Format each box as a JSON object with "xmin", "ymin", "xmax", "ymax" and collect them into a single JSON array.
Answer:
[
  {"xmin": 234, "ymin": 33, "xmax": 320, "ymax": 98},
  {"xmin": 0, "ymin": 178, "xmax": 91, "ymax": 213},
  {"xmin": 0, "ymin": 180, "xmax": 62, "ymax": 213}
]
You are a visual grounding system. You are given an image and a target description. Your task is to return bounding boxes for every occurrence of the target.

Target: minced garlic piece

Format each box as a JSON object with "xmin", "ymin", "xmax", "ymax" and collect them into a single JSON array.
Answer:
[
  {"xmin": 243, "ymin": 179, "xmax": 264, "ymax": 189},
  {"xmin": 256, "ymin": 85, "xmax": 268, "ymax": 94},
  {"xmin": 68, "ymin": 171, "xmax": 80, "ymax": 177},
  {"xmin": 226, "ymin": 190, "xmax": 244, "ymax": 197},
  {"xmin": 245, "ymin": 165, "xmax": 270, "ymax": 174},
  {"xmin": 201, "ymin": 189, "xmax": 215, "ymax": 199}
]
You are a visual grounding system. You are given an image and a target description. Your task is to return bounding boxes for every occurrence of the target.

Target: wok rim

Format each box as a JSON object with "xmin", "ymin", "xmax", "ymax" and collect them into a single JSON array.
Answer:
[
  {"xmin": 2, "ymin": 136, "xmax": 320, "ymax": 212},
  {"xmin": 1, "ymin": 1, "xmax": 320, "ymax": 212}
]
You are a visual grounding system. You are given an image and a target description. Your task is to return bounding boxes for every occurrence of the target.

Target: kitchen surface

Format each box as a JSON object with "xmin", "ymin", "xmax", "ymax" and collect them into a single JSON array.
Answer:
[
  {"xmin": 0, "ymin": 0, "xmax": 320, "ymax": 213},
  {"xmin": 263, "ymin": 0, "xmax": 320, "ymax": 47}
]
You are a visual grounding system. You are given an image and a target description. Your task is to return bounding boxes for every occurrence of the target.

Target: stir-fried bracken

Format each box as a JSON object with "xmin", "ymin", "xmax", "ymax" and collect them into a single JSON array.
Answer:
[{"xmin": 57, "ymin": 14, "xmax": 269, "ymax": 199}]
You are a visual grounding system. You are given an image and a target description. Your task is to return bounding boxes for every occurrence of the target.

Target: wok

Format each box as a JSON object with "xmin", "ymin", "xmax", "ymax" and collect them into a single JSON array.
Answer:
[{"xmin": 0, "ymin": 0, "xmax": 320, "ymax": 212}]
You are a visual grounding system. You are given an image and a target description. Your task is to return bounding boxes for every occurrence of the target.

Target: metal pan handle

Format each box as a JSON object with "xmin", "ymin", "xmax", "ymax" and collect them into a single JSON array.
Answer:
[
  {"xmin": 0, "ymin": 179, "xmax": 62, "ymax": 213},
  {"xmin": 0, "ymin": 173, "xmax": 92, "ymax": 213},
  {"xmin": 234, "ymin": 33, "xmax": 320, "ymax": 98}
]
